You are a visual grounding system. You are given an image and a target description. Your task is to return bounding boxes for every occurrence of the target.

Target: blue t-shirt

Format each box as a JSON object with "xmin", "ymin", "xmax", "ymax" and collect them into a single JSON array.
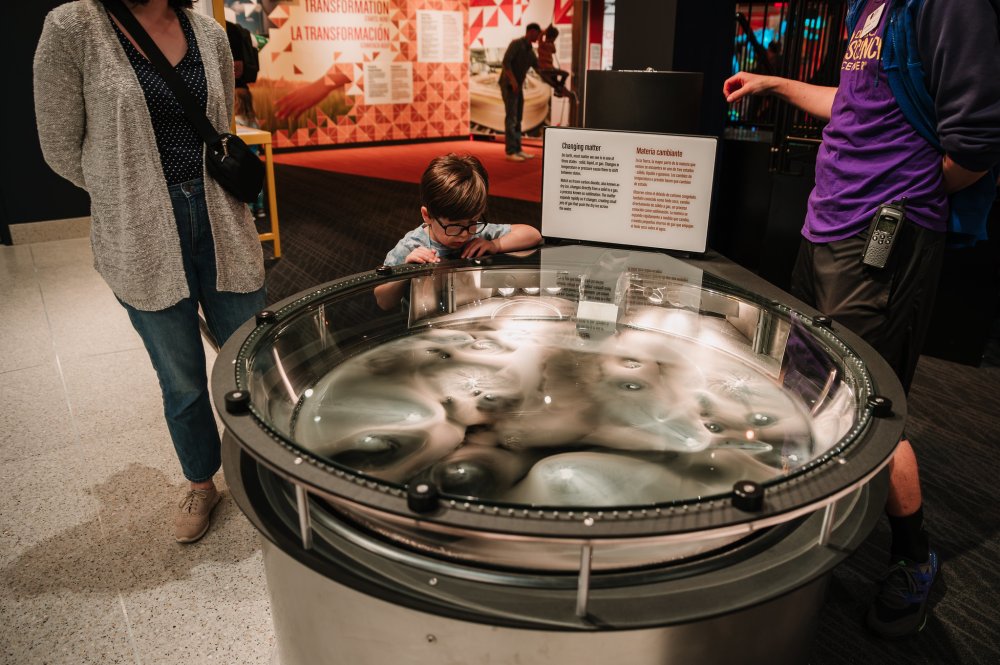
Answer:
[
  {"xmin": 383, "ymin": 222, "xmax": 513, "ymax": 266},
  {"xmin": 804, "ymin": 0, "xmax": 947, "ymax": 242}
]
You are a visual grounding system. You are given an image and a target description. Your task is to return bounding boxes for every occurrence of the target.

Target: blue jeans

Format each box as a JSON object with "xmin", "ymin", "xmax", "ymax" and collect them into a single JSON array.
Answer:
[
  {"xmin": 500, "ymin": 81, "xmax": 524, "ymax": 155},
  {"xmin": 120, "ymin": 179, "xmax": 266, "ymax": 482}
]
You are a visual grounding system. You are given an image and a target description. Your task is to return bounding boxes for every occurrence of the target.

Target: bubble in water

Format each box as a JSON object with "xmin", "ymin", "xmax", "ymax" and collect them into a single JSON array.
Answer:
[
  {"xmin": 748, "ymin": 413, "xmax": 774, "ymax": 426},
  {"xmin": 621, "ymin": 382, "xmax": 643, "ymax": 391}
]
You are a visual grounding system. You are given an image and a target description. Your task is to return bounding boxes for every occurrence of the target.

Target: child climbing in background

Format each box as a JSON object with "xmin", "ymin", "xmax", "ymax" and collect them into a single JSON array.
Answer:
[{"xmin": 537, "ymin": 24, "xmax": 570, "ymax": 96}]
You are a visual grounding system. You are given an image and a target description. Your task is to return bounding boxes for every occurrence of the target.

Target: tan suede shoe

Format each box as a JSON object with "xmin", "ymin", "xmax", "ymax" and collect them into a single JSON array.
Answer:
[{"xmin": 174, "ymin": 487, "xmax": 221, "ymax": 544}]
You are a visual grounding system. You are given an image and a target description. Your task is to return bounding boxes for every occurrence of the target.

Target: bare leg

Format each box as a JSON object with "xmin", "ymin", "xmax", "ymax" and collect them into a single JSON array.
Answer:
[{"xmin": 885, "ymin": 438, "xmax": 921, "ymax": 517}]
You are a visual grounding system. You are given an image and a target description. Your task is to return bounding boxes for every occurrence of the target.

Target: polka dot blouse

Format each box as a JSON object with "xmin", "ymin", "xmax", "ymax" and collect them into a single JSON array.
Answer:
[{"xmin": 110, "ymin": 9, "xmax": 207, "ymax": 186}]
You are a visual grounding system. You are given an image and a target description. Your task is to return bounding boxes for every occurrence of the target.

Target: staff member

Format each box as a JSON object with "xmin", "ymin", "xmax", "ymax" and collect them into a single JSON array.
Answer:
[{"xmin": 499, "ymin": 22, "xmax": 541, "ymax": 162}]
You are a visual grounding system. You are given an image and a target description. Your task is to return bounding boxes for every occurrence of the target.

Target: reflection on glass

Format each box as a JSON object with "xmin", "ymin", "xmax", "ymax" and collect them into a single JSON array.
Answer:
[
  {"xmin": 246, "ymin": 248, "xmax": 863, "ymax": 511},
  {"xmin": 292, "ymin": 316, "xmax": 844, "ymax": 507}
]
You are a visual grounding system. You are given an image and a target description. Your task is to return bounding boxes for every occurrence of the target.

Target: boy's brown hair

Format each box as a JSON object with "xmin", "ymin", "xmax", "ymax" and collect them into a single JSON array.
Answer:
[{"xmin": 420, "ymin": 154, "xmax": 490, "ymax": 222}]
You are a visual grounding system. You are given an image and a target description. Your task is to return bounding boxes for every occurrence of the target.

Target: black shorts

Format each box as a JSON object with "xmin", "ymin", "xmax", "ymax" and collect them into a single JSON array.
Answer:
[{"xmin": 790, "ymin": 222, "xmax": 945, "ymax": 393}]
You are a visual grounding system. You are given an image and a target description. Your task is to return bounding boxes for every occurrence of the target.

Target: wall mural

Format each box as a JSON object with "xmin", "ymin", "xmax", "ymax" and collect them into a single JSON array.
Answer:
[
  {"xmin": 224, "ymin": 0, "xmax": 570, "ymax": 148},
  {"xmin": 226, "ymin": 0, "xmax": 469, "ymax": 148}
]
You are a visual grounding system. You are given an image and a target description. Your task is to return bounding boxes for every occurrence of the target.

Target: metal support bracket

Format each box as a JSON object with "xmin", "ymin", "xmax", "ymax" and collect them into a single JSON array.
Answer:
[
  {"xmin": 295, "ymin": 484, "xmax": 314, "ymax": 550},
  {"xmin": 817, "ymin": 502, "xmax": 836, "ymax": 548},
  {"xmin": 575, "ymin": 543, "xmax": 594, "ymax": 618}
]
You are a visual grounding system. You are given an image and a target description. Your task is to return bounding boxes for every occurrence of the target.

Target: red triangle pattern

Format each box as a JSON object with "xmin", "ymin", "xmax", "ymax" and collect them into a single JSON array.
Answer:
[{"xmin": 499, "ymin": 0, "xmax": 515, "ymax": 24}]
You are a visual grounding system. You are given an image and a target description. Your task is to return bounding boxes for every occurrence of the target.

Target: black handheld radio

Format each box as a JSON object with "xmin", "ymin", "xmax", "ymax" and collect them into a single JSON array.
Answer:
[{"xmin": 861, "ymin": 200, "xmax": 906, "ymax": 269}]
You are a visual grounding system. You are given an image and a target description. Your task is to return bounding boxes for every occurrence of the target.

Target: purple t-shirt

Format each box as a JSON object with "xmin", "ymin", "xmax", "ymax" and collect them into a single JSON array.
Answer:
[{"xmin": 803, "ymin": 0, "xmax": 947, "ymax": 242}]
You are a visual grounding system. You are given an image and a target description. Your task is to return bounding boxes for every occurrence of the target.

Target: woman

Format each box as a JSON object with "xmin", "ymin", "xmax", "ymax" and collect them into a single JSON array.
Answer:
[{"xmin": 34, "ymin": 0, "xmax": 266, "ymax": 543}]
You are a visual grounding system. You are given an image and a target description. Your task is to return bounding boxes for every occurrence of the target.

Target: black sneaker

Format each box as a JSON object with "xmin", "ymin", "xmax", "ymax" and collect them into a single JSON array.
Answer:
[{"xmin": 865, "ymin": 549, "xmax": 939, "ymax": 638}]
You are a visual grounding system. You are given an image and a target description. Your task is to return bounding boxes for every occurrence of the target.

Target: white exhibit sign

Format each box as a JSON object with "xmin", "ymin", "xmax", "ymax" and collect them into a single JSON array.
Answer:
[
  {"xmin": 417, "ymin": 10, "xmax": 464, "ymax": 63},
  {"xmin": 363, "ymin": 62, "xmax": 414, "ymax": 105},
  {"xmin": 541, "ymin": 127, "xmax": 718, "ymax": 253}
]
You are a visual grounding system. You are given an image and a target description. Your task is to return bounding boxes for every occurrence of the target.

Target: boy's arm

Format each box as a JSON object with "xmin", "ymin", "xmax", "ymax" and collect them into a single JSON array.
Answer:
[
  {"xmin": 460, "ymin": 224, "xmax": 542, "ymax": 258},
  {"xmin": 374, "ymin": 280, "xmax": 407, "ymax": 311},
  {"xmin": 374, "ymin": 232, "xmax": 439, "ymax": 309},
  {"xmin": 496, "ymin": 224, "xmax": 542, "ymax": 253}
]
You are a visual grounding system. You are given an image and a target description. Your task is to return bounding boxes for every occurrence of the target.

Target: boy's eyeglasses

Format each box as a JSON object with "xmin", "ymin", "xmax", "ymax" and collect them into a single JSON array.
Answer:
[{"xmin": 436, "ymin": 219, "xmax": 487, "ymax": 236}]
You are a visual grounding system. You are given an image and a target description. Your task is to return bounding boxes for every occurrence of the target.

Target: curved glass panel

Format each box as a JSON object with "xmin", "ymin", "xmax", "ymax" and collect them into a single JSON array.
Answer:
[{"xmin": 239, "ymin": 246, "xmax": 870, "ymax": 510}]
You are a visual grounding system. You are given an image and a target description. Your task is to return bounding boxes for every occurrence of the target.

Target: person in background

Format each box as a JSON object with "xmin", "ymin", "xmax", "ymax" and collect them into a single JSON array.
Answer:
[
  {"xmin": 226, "ymin": 19, "xmax": 266, "ymax": 218},
  {"xmin": 723, "ymin": 0, "xmax": 1000, "ymax": 638},
  {"xmin": 499, "ymin": 23, "xmax": 541, "ymax": 162},
  {"xmin": 34, "ymin": 0, "xmax": 266, "ymax": 544},
  {"xmin": 536, "ymin": 24, "xmax": 569, "ymax": 96},
  {"xmin": 225, "ymin": 20, "xmax": 258, "ymax": 127},
  {"xmin": 374, "ymin": 154, "xmax": 542, "ymax": 310}
]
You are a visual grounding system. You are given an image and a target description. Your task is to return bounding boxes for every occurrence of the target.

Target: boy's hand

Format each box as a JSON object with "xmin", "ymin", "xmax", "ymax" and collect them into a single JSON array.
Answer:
[
  {"xmin": 405, "ymin": 247, "xmax": 439, "ymax": 264},
  {"xmin": 461, "ymin": 238, "xmax": 498, "ymax": 258}
]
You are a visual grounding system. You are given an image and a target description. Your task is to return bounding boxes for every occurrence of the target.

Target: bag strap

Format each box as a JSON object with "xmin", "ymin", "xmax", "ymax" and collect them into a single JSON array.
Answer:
[{"xmin": 102, "ymin": 0, "xmax": 222, "ymax": 145}]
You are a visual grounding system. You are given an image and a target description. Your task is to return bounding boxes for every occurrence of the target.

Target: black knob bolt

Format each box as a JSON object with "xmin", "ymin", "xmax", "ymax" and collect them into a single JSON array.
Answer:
[
  {"xmin": 813, "ymin": 316, "xmax": 832, "ymax": 328},
  {"xmin": 256, "ymin": 310, "xmax": 276, "ymax": 326},
  {"xmin": 867, "ymin": 395, "xmax": 893, "ymax": 418},
  {"xmin": 732, "ymin": 480, "xmax": 765, "ymax": 512},
  {"xmin": 375, "ymin": 264, "xmax": 393, "ymax": 276},
  {"xmin": 407, "ymin": 482, "xmax": 440, "ymax": 514},
  {"xmin": 224, "ymin": 390, "xmax": 251, "ymax": 415}
]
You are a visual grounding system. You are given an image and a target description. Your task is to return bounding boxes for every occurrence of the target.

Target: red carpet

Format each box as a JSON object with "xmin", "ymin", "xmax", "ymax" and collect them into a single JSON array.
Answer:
[{"xmin": 272, "ymin": 138, "xmax": 543, "ymax": 203}]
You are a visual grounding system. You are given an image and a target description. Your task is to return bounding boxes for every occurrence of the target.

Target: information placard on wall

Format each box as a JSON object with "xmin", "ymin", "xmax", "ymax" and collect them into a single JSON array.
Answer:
[
  {"xmin": 541, "ymin": 127, "xmax": 718, "ymax": 253},
  {"xmin": 362, "ymin": 62, "xmax": 414, "ymax": 105},
  {"xmin": 417, "ymin": 10, "xmax": 464, "ymax": 63}
]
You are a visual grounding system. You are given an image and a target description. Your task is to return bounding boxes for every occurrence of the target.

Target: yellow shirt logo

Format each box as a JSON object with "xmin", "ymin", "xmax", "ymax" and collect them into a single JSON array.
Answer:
[{"xmin": 842, "ymin": 28, "xmax": 883, "ymax": 72}]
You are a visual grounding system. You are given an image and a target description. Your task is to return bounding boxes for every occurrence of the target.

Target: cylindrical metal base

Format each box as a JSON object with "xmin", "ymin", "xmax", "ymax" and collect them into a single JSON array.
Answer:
[{"xmin": 262, "ymin": 540, "xmax": 827, "ymax": 665}]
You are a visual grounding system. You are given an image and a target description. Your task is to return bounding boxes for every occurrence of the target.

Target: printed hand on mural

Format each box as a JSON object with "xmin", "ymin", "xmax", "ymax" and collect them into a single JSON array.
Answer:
[{"xmin": 274, "ymin": 71, "xmax": 351, "ymax": 120}]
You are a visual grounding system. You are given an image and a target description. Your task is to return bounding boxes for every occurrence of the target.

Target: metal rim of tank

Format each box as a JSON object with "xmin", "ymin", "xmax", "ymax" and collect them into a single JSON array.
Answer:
[{"xmin": 211, "ymin": 251, "xmax": 906, "ymax": 540}]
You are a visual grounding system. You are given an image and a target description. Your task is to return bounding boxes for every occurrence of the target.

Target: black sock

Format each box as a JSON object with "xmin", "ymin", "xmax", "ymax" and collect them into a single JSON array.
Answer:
[{"xmin": 888, "ymin": 507, "xmax": 929, "ymax": 563}]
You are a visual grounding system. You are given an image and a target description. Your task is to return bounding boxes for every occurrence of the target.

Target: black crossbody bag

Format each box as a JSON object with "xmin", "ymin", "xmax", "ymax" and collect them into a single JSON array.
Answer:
[{"xmin": 103, "ymin": 0, "xmax": 264, "ymax": 203}]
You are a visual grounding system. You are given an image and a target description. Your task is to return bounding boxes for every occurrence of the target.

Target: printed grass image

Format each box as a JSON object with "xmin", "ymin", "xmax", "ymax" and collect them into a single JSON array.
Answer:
[{"xmin": 249, "ymin": 78, "xmax": 354, "ymax": 134}]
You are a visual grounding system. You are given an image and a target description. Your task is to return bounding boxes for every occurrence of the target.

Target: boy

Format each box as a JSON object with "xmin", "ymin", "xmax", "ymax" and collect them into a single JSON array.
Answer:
[{"xmin": 374, "ymin": 154, "xmax": 542, "ymax": 310}]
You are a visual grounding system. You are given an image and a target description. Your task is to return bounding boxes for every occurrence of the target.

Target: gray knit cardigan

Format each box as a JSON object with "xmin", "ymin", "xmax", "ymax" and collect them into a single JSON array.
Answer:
[{"xmin": 33, "ymin": 0, "xmax": 265, "ymax": 311}]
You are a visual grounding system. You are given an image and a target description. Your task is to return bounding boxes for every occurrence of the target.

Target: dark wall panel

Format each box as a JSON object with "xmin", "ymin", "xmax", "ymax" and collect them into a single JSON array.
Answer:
[
  {"xmin": 2, "ymin": 1, "xmax": 90, "ymax": 240},
  {"xmin": 612, "ymin": 0, "xmax": 677, "ymax": 71},
  {"xmin": 672, "ymin": 1, "xmax": 734, "ymax": 138}
]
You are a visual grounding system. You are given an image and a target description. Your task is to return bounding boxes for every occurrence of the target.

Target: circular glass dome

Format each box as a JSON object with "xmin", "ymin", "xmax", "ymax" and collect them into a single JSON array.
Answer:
[{"xmin": 217, "ymin": 245, "xmax": 903, "ymax": 569}]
